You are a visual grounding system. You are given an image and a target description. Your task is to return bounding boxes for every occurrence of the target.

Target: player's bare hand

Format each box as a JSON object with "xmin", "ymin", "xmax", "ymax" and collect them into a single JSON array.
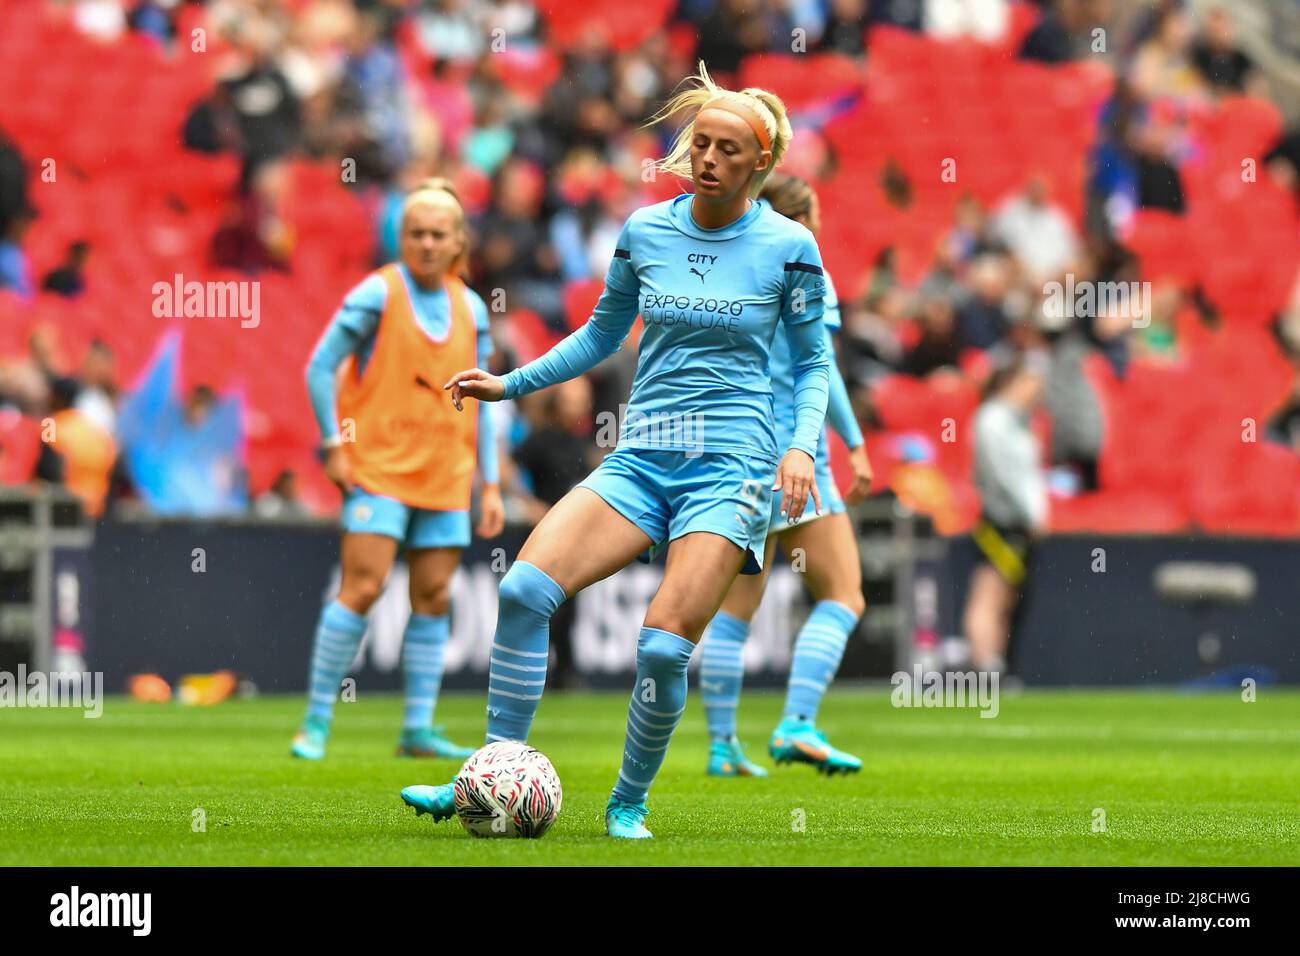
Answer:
[
  {"xmin": 476, "ymin": 483, "xmax": 505, "ymax": 539},
  {"xmin": 844, "ymin": 444, "xmax": 874, "ymax": 506},
  {"xmin": 444, "ymin": 368, "xmax": 506, "ymax": 410},
  {"xmin": 323, "ymin": 445, "xmax": 354, "ymax": 496},
  {"xmin": 773, "ymin": 449, "xmax": 821, "ymax": 524}
]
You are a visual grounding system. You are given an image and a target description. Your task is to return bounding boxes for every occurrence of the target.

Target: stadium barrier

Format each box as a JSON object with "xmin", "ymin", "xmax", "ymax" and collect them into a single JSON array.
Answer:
[{"xmin": 6, "ymin": 488, "xmax": 1299, "ymax": 690}]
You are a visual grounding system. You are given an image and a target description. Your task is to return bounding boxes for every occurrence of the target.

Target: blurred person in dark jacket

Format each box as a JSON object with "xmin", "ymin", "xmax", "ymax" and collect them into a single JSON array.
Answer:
[
  {"xmin": 1191, "ymin": 5, "xmax": 1265, "ymax": 97},
  {"xmin": 42, "ymin": 241, "xmax": 90, "ymax": 298},
  {"xmin": 511, "ymin": 377, "xmax": 598, "ymax": 688},
  {"xmin": 901, "ymin": 294, "xmax": 964, "ymax": 377}
]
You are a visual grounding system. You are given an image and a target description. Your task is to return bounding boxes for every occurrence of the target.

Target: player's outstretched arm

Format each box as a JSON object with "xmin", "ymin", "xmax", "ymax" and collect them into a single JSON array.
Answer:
[
  {"xmin": 447, "ymin": 214, "xmax": 642, "ymax": 407},
  {"xmin": 445, "ymin": 283, "xmax": 640, "ymax": 408}
]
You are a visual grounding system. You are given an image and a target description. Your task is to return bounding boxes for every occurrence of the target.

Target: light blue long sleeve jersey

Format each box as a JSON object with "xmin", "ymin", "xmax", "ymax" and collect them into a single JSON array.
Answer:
[
  {"xmin": 770, "ymin": 270, "xmax": 864, "ymax": 456},
  {"xmin": 500, "ymin": 194, "xmax": 831, "ymax": 465},
  {"xmin": 305, "ymin": 264, "xmax": 499, "ymax": 484}
]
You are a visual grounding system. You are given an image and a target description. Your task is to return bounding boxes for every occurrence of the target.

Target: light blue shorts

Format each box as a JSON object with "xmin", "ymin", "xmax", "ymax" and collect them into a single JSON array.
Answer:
[
  {"xmin": 767, "ymin": 441, "xmax": 846, "ymax": 535},
  {"xmin": 342, "ymin": 486, "xmax": 471, "ymax": 550},
  {"xmin": 576, "ymin": 446, "xmax": 776, "ymax": 575}
]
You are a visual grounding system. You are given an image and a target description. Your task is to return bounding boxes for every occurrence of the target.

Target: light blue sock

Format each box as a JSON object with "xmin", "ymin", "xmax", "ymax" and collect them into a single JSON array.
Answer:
[
  {"xmin": 485, "ymin": 561, "xmax": 566, "ymax": 744},
  {"xmin": 612, "ymin": 627, "xmax": 695, "ymax": 805},
  {"xmin": 783, "ymin": 600, "xmax": 860, "ymax": 722},
  {"xmin": 402, "ymin": 613, "xmax": 449, "ymax": 731},
  {"xmin": 698, "ymin": 611, "xmax": 749, "ymax": 740},
  {"xmin": 305, "ymin": 600, "xmax": 367, "ymax": 724}
]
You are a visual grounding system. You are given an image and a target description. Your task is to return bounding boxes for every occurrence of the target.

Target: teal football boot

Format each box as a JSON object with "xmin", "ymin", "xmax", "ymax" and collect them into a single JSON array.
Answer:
[
  {"xmin": 400, "ymin": 781, "xmax": 458, "ymax": 822},
  {"xmin": 604, "ymin": 795, "xmax": 653, "ymax": 839},
  {"xmin": 706, "ymin": 735, "xmax": 769, "ymax": 777},
  {"xmin": 768, "ymin": 717, "xmax": 862, "ymax": 775},
  {"xmin": 396, "ymin": 726, "xmax": 476, "ymax": 760},
  {"xmin": 290, "ymin": 716, "xmax": 329, "ymax": 760}
]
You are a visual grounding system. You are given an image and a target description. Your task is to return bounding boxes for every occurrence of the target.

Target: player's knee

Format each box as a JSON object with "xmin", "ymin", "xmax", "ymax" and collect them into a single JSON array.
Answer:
[
  {"xmin": 498, "ymin": 561, "xmax": 564, "ymax": 621},
  {"xmin": 409, "ymin": 581, "xmax": 451, "ymax": 616},
  {"xmin": 637, "ymin": 630, "xmax": 695, "ymax": 673},
  {"xmin": 644, "ymin": 612, "xmax": 708, "ymax": 644},
  {"xmin": 339, "ymin": 574, "xmax": 385, "ymax": 613}
]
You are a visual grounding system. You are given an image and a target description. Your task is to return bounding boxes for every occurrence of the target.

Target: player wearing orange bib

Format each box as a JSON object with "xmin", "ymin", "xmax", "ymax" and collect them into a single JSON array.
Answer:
[{"xmin": 291, "ymin": 179, "xmax": 504, "ymax": 761}]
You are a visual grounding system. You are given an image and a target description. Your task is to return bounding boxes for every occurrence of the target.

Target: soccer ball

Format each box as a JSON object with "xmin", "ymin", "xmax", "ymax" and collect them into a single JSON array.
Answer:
[{"xmin": 453, "ymin": 741, "xmax": 563, "ymax": 838}]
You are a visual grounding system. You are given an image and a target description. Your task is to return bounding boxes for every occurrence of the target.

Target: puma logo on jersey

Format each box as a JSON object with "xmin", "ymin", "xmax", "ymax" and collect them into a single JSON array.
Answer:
[{"xmin": 690, "ymin": 267, "xmax": 710, "ymax": 283}]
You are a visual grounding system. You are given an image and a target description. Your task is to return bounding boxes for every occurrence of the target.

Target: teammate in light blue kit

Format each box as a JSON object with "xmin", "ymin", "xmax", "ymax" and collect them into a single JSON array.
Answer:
[
  {"xmin": 291, "ymin": 180, "xmax": 503, "ymax": 763},
  {"xmin": 697, "ymin": 173, "xmax": 875, "ymax": 779},
  {"xmin": 400, "ymin": 63, "xmax": 832, "ymax": 838}
]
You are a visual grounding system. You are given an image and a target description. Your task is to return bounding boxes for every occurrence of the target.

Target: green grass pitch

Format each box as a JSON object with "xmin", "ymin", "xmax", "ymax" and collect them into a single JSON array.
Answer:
[{"xmin": 3, "ymin": 688, "xmax": 1299, "ymax": 866}]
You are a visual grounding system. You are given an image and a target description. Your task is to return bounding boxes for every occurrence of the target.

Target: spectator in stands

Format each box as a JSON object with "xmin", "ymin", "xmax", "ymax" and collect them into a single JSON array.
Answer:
[
  {"xmin": 1191, "ymin": 5, "xmax": 1265, "ymax": 97},
  {"xmin": 1018, "ymin": 0, "xmax": 1083, "ymax": 63},
  {"xmin": 1131, "ymin": 282, "xmax": 1183, "ymax": 361},
  {"xmin": 344, "ymin": 12, "xmax": 410, "ymax": 178},
  {"xmin": 219, "ymin": 16, "xmax": 302, "ymax": 187},
  {"xmin": 955, "ymin": 254, "xmax": 1014, "ymax": 350},
  {"xmin": 462, "ymin": 91, "xmax": 516, "ymax": 178},
  {"xmin": 925, "ymin": 0, "xmax": 1008, "ymax": 42},
  {"xmin": 1130, "ymin": 2, "xmax": 1204, "ymax": 102},
  {"xmin": 0, "ymin": 130, "xmax": 31, "ymax": 239},
  {"xmin": 944, "ymin": 193, "xmax": 1008, "ymax": 266},
  {"xmin": 843, "ymin": 286, "xmax": 906, "ymax": 387},
  {"xmin": 71, "ymin": 0, "xmax": 128, "ymax": 43},
  {"xmin": 901, "ymin": 293, "xmax": 964, "ymax": 377},
  {"xmin": 870, "ymin": 0, "xmax": 924, "ymax": 32},
  {"xmin": 695, "ymin": 0, "xmax": 787, "ymax": 75},
  {"xmin": 128, "ymin": 0, "xmax": 178, "ymax": 46},
  {"xmin": 964, "ymin": 355, "xmax": 1048, "ymax": 677},
  {"xmin": 75, "ymin": 339, "xmax": 119, "ymax": 437},
  {"xmin": 511, "ymin": 377, "xmax": 597, "ymax": 526},
  {"xmin": 41, "ymin": 241, "xmax": 90, "ymax": 298},
  {"xmin": 211, "ymin": 161, "xmax": 294, "ymax": 273},
  {"xmin": 992, "ymin": 174, "xmax": 1080, "ymax": 286},
  {"xmin": 253, "ymin": 468, "xmax": 310, "ymax": 519},
  {"xmin": 1034, "ymin": 295, "xmax": 1103, "ymax": 491},
  {"xmin": 0, "ymin": 208, "xmax": 34, "ymax": 300},
  {"xmin": 416, "ymin": 0, "xmax": 487, "ymax": 66},
  {"xmin": 182, "ymin": 84, "xmax": 243, "ymax": 156},
  {"xmin": 471, "ymin": 157, "xmax": 564, "ymax": 329},
  {"xmin": 1088, "ymin": 77, "xmax": 1144, "ymax": 236},
  {"xmin": 1131, "ymin": 116, "xmax": 1186, "ymax": 214},
  {"xmin": 816, "ymin": 0, "xmax": 872, "ymax": 56}
]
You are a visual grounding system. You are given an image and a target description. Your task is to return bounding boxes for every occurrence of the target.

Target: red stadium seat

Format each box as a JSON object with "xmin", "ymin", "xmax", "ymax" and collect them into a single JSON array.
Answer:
[
  {"xmin": 563, "ymin": 278, "xmax": 606, "ymax": 332},
  {"xmin": 537, "ymin": 0, "xmax": 676, "ymax": 51}
]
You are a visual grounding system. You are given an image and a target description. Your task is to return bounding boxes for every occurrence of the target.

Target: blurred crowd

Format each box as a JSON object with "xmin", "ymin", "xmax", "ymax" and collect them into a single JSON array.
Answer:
[{"xmin": 3, "ymin": 0, "xmax": 1300, "ymax": 528}]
